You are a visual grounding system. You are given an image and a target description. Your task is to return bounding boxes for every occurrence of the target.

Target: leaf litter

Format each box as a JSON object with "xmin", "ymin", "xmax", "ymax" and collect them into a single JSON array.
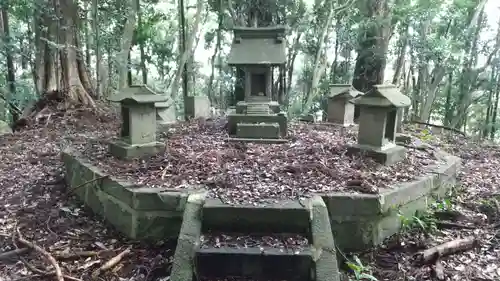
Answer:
[
  {"xmin": 74, "ymin": 118, "xmax": 442, "ymax": 205},
  {"xmin": 0, "ymin": 107, "xmax": 496, "ymax": 281}
]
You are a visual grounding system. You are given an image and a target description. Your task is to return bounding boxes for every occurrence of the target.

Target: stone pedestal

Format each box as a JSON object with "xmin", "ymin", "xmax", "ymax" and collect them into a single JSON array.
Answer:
[{"xmin": 185, "ymin": 96, "xmax": 210, "ymax": 119}]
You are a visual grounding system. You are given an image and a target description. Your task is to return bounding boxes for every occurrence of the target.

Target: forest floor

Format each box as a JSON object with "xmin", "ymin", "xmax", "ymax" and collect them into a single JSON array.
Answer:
[{"xmin": 0, "ymin": 106, "xmax": 498, "ymax": 281}]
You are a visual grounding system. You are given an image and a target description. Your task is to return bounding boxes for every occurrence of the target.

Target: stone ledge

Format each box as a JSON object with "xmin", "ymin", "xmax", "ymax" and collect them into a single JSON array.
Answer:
[
  {"xmin": 202, "ymin": 199, "xmax": 311, "ymax": 234},
  {"xmin": 62, "ymin": 148, "xmax": 198, "ymax": 239},
  {"xmin": 322, "ymin": 153, "xmax": 461, "ymax": 251}
]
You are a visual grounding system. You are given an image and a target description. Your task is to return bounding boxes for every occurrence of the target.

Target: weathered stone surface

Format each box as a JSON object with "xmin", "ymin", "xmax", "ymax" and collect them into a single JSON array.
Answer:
[
  {"xmin": 62, "ymin": 149, "xmax": 185, "ymax": 240},
  {"xmin": 0, "ymin": 120, "xmax": 12, "ymax": 136},
  {"xmin": 195, "ymin": 246, "xmax": 313, "ymax": 280},
  {"xmin": 202, "ymin": 199, "xmax": 310, "ymax": 233},
  {"xmin": 155, "ymin": 101, "xmax": 177, "ymax": 125},
  {"xmin": 185, "ymin": 96, "xmax": 210, "ymax": 119},
  {"xmin": 236, "ymin": 123, "xmax": 280, "ymax": 139},
  {"xmin": 347, "ymin": 144, "xmax": 407, "ymax": 165},
  {"xmin": 108, "ymin": 140, "xmax": 165, "ymax": 159},
  {"xmin": 227, "ymin": 114, "xmax": 287, "ymax": 136},
  {"xmin": 170, "ymin": 192, "xmax": 207, "ymax": 281},
  {"xmin": 309, "ymin": 196, "xmax": 340, "ymax": 281},
  {"xmin": 323, "ymin": 154, "xmax": 461, "ymax": 251}
]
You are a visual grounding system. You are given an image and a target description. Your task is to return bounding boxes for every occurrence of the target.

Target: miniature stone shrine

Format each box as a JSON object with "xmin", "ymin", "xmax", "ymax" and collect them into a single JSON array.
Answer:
[
  {"xmin": 155, "ymin": 101, "xmax": 177, "ymax": 126},
  {"xmin": 326, "ymin": 84, "xmax": 364, "ymax": 126},
  {"xmin": 108, "ymin": 85, "xmax": 166, "ymax": 159},
  {"xmin": 226, "ymin": 26, "xmax": 288, "ymax": 143},
  {"xmin": 185, "ymin": 96, "xmax": 211, "ymax": 119},
  {"xmin": 348, "ymin": 84, "xmax": 411, "ymax": 165}
]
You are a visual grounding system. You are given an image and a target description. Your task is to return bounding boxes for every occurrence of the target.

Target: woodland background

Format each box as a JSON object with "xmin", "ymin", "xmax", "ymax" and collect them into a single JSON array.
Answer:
[{"xmin": 0, "ymin": 0, "xmax": 499, "ymax": 138}]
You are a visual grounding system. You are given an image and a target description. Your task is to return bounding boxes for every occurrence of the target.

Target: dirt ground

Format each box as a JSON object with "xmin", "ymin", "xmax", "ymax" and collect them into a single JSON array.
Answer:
[{"xmin": 0, "ymin": 107, "xmax": 498, "ymax": 281}]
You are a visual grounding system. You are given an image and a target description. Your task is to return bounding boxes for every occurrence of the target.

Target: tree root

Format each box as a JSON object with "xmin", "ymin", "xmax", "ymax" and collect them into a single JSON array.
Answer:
[
  {"xmin": 414, "ymin": 237, "xmax": 479, "ymax": 265},
  {"xmin": 91, "ymin": 246, "xmax": 132, "ymax": 279},
  {"xmin": 431, "ymin": 259, "xmax": 445, "ymax": 280},
  {"xmin": 14, "ymin": 227, "xmax": 64, "ymax": 281}
]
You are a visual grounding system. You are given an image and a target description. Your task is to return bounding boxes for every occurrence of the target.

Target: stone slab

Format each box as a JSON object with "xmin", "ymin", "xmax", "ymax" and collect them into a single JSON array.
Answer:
[
  {"xmin": 227, "ymin": 114, "xmax": 287, "ymax": 137},
  {"xmin": 202, "ymin": 199, "xmax": 311, "ymax": 234},
  {"xmin": 347, "ymin": 144, "xmax": 407, "ymax": 165},
  {"xmin": 195, "ymin": 246, "xmax": 313, "ymax": 280},
  {"xmin": 108, "ymin": 140, "xmax": 165, "ymax": 159},
  {"xmin": 227, "ymin": 137, "xmax": 288, "ymax": 144},
  {"xmin": 170, "ymin": 192, "xmax": 207, "ymax": 281},
  {"xmin": 309, "ymin": 196, "xmax": 340, "ymax": 281},
  {"xmin": 185, "ymin": 96, "xmax": 210, "ymax": 119},
  {"xmin": 236, "ymin": 122, "xmax": 281, "ymax": 139}
]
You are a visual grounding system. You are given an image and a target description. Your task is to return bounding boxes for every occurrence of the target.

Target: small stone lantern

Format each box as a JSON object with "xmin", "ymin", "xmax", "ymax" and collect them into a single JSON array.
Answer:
[
  {"xmin": 108, "ymin": 85, "xmax": 167, "ymax": 159},
  {"xmin": 348, "ymin": 84, "xmax": 411, "ymax": 165},
  {"xmin": 327, "ymin": 84, "xmax": 363, "ymax": 126}
]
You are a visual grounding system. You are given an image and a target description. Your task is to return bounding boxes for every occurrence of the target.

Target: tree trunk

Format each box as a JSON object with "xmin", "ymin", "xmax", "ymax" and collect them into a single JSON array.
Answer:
[
  {"xmin": 352, "ymin": 0, "xmax": 392, "ymax": 93},
  {"xmin": 1, "ymin": 4, "xmax": 19, "ymax": 122},
  {"xmin": 169, "ymin": 0, "xmax": 204, "ymax": 100},
  {"xmin": 117, "ymin": 0, "xmax": 138, "ymax": 90},
  {"xmin": 34, "ymin": 0, "xmax": 96, "ymax": 108}
]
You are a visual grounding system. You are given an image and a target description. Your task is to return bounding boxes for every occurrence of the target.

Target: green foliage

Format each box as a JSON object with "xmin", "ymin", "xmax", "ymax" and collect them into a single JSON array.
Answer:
[{"xmin": 346, "ymin": 255, "xmax": 378, "ymax": 281}]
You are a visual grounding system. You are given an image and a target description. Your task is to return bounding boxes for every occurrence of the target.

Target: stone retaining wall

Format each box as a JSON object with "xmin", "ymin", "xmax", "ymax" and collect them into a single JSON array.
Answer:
[
  {"xmin": 63, "ymin": 148, "xmax": 460, "ymax": 251},
  {"xmin": 62, "ymin": 149, "xmax": 198, "ymax": 239}
]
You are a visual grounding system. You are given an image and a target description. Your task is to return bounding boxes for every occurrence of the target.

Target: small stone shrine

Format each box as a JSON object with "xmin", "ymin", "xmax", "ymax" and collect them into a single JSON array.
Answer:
[
  {"xmin": 226, "ymin": 26, "xmax": 288, "ymax": 143},
  {"xmin": 347, "ymin": 84, "xmax": 411, "ymax": 165},
  {"xmin": 155, "ymin": 101, "xmax": 177, "ymax": 126},
  {"xmin": 108, "ymin": 85, "xmax": 166, "ymax": 159},
  {"xmin": 327, "ymin": 84, "xmax": 363, "ymax": 126}
]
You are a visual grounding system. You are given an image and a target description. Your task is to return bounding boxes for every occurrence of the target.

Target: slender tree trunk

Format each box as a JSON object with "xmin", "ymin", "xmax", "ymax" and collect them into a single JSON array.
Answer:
[{"xmin": 1, "ymin": 5, "xmax": 19, "ymax": 122}]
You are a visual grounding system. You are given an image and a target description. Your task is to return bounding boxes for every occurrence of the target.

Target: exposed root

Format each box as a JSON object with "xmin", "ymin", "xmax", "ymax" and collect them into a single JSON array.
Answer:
[
  {"xmin": 414, "ymin": 237, "xmax": 479, "ymax": 265},
  {"xmin": 14, "ymin": 227, "xmax": 64, "ymax": 281},
  {"xmin": 91, "ymin": 246, "xmax": 132, "ymax": 279}
]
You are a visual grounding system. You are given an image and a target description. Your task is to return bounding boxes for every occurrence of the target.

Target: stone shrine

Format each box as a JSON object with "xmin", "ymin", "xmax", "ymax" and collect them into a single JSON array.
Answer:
[
  {"xmin": 108, "ymin": 85, "xmax": 166, "ymax": 159},
  {"xmin": 155, "ymin": 101, "xmax": 177, "ymax": 126},
  {"xmin": 226, "ymin": 26, "xmax": 288, "ymax": 143},
  {"xmin": 327, "ymin": 84, "xmax": 363, "ymax": 126},
  {"xmin": 347, "ymin": 84, "xmax": 411, "ymax": 165}
]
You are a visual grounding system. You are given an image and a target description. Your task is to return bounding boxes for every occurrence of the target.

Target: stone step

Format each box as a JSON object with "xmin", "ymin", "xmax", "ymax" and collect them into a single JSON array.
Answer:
[
  {"xmin": 195, "ymin": 245, "xmax": 314, "ymax": 281},
  {"xmin": 202, "ymin": 199, "xmax": 311, "ymax": 234}
]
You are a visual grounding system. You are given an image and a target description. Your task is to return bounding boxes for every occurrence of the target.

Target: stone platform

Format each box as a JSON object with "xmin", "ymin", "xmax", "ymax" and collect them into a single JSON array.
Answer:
[{"xmin": 62, "ymin": 148, "xmax": 460, "ymax": 252}]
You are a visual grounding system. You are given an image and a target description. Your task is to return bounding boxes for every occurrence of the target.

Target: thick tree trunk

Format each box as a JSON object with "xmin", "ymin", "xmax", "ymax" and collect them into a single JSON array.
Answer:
[{"xmin": 35, "ymin": 0, "xmax": 95, "ymax": 107}]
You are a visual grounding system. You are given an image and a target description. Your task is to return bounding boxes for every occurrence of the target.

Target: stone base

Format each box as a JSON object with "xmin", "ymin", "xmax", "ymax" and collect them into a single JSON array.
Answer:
[
  {"xmin": 227, "ymin": 137, "xmax": 288, "ymax": 144},
  {"xmin": 347, "ymin": 144, "xmax": 407, "ymax": 165},
  {"xmin": 236, "ymin": 123, "xmax": 280, "ymax": 139},
  {"xmin": 227, "ymin": 113, "xmax": 288, "ymax": 137},
  {"xmin": 108, "ymin": 140, "xmax": 165, "ymax": 159}
]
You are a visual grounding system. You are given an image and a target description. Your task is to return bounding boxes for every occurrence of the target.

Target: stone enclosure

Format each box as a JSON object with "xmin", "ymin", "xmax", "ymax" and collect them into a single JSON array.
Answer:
[{"xmin": 63, "ymin": 26, "xmax": 461, "ymax": 281}]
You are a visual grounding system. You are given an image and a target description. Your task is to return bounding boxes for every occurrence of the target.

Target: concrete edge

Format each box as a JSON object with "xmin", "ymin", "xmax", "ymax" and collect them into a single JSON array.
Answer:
[
  {"xmin": 321, "ymin": 151, "xmax": 461, "ymax": 218},
  {"xmin": 170, "ymin": 192, "xmax": 208, "ymax": 281},
  {"xmin": 62, "ymin": 148, "xmax": 204, "ymax": 212}
]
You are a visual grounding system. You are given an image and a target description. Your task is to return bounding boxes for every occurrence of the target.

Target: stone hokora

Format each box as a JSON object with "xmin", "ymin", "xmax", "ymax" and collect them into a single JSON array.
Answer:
[
  {"xmin": 348, "ymin": 84, "xmax": 411, "ymax": 165},
  {"xmin": 226, "ymin": 26, "xmax": 289, "ymax": 143},
  {"xmin": 107, "ymin": 85, "xmax": 166, "ymax": 159},
  {"xmin": 326, "ymin": 84, "xmax": 364, "ymax": 126}
]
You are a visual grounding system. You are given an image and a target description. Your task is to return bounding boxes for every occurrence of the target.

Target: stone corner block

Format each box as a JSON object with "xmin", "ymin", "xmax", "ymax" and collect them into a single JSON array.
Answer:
[{"xmin": 108, "ymin": 140, "xmax": 165, "ymax": 159}]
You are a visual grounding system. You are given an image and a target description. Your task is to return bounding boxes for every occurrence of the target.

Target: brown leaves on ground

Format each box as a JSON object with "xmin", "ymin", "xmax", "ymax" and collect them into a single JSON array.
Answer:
[
  {"xmin": 75, "ymin": 120, "xmax": 440, "ymax": 205},
  {"xmin": 0, "ymin": 107, "xmax": 172, "ymax": 281},
  {"xmin": 357, "ymin": 129, "xmax": 500, "ymax": 281}
]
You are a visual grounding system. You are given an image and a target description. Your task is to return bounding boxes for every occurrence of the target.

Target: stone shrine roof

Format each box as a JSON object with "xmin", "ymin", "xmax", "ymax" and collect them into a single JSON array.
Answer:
[
  {"xmin": 228, "ymin": 26, "xmax": 287, "ymax": 66},
  {"xmin": 351, "ymin": 84, "xmax": 410, "ymax": 108},
  {"xmin": 328, "ymin": 84, "xmax": 364, "ymax": 99},
  {"xmin": 108, "ymin": 85, "xmax": 167, "ymax": 104}
]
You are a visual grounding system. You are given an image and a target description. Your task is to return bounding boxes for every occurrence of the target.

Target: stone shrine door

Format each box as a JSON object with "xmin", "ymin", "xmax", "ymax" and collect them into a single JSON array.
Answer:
[{"xmin": 251, "ymin": 73, "xmax": 267, "ymax": 96}]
